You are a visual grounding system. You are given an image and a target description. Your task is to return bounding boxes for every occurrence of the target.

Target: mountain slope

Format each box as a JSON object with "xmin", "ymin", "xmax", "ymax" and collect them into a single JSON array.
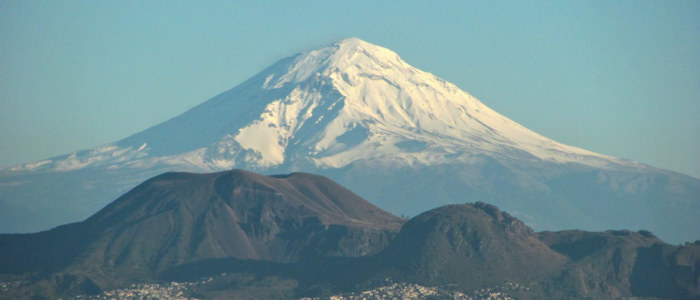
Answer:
[
  {"xmin": 375, "ymin": 202, "xmax": 569, "ymax": 291},
  {"xmin": 153, "ymin": 201, "xmax": 700, "ymax": 300},
  {"xmin": 1, "ymin": 181, "xmax": 698, "ymax": 299},
  {"xmin": 0, "ymin": 169, "xmax": 403, "ymax": 293},
  {"xmin": 6, "ymin": 38, "xmax": 630, "ymax": 171},
  {"xmin": 360, "ymin": 203, "xmax": 700, "ymax": 299},
  {"xmin": 539, "ymin": 230, "xmax": 700, "ymax": 299},
  {"xmin": 1, "ymin": 38, "xmax": 699, "ymax": 243}
]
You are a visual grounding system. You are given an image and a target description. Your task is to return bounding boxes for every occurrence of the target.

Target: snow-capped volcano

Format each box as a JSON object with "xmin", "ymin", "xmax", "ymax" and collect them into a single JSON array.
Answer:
[
  {"xmin": 2, "ymin": 38, "xmax": 698, "ymax": 243},
  {"xmin": 10, "ymin": 38, "xmax": 629, "ymax": 173}
]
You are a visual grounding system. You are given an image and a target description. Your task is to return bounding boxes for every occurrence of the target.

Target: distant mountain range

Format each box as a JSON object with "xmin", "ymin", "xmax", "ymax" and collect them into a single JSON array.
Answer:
[
  {"xmin": 1, "ymin": 170, "xmax": 698, "ymax": 299},
  {"xmin": 1, "ymin": 38, "xmax": 698, "ymax": 244}
]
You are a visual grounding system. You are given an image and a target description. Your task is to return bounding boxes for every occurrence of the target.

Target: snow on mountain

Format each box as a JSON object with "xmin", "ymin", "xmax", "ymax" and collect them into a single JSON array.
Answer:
[
  {"xmin": 2, "ymin": 38, "xmax": 697, "ymax": 243},
  {"xmin": 8, "ymin": 38, "xmax": 635, "ymax": 173}
]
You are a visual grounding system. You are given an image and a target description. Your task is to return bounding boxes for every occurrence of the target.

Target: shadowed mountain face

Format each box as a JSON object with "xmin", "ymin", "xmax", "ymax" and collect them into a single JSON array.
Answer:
[
  {"xmin": 539, "ymin": 230, "xmax": 700, "ymax": 299},
  {"xmin": 81, "ymin": 169, "xmax": 403, "ymax": 265},
  {"xmin": 376, "ymin": 202, "xmax": 569, "ymax": 291},
  {"xmin": 0, "ymin": 170, "xmax": 403, "ymax": 291},
  {"xmin": 157, "ymin": 201, "xmax": 700, "ymax": 300},
  {"xmin": 367, "ymin": 203, "xmax": 700, "ymax": 299}
]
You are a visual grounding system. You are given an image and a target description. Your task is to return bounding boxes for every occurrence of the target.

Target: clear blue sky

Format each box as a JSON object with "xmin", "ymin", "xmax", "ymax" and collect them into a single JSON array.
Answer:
[{"xmin": 1, "ymin": 1, "xmax": 699, "ymax": 178}]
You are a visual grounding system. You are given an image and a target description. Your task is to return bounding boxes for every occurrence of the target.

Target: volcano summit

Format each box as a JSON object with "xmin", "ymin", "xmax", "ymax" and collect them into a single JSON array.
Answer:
[{"xmin": 1, "ymin": 38, "xmax": 698, "ymax": 243}]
